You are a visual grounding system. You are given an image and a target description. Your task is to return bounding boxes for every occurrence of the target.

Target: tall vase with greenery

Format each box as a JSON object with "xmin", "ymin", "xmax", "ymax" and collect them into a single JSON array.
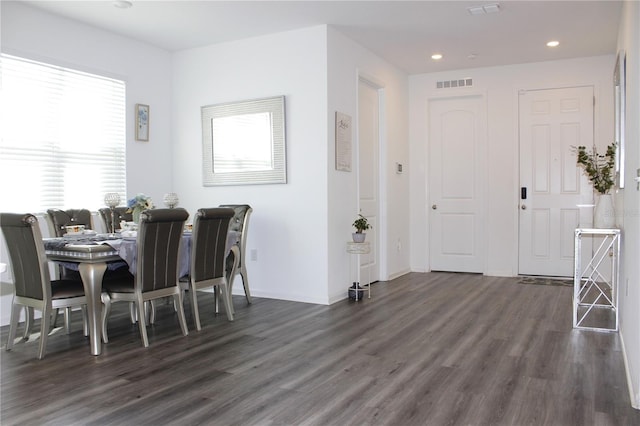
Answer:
[{"xmin": 575, "ymin": 143, "xmax": 616, "ymax": 228}]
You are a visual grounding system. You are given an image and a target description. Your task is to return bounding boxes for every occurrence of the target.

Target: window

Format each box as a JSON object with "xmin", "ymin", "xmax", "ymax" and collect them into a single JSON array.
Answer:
[
  {"xmin": 202, "ymin": 96, "xmax": 287, "ymax": 186},
  {"xmin": 0, "ymin": 54, "xmax": 126, "ymax": 212}
]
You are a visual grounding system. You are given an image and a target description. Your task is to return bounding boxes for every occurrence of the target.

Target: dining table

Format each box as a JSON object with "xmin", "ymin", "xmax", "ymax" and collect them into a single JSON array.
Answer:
[{"xmin": 44, "ymin": 230, "xmax": 239, "ymax": 356}]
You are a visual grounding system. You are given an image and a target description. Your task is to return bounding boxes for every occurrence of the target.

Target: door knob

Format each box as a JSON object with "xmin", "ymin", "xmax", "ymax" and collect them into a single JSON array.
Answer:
[
  {"xmin": 432, "ymin": 204, "xmax": 437, "ymax": 210},
  {"xmin": 521, "ymin": 204, "xmax": 527, "ymax": 210}
]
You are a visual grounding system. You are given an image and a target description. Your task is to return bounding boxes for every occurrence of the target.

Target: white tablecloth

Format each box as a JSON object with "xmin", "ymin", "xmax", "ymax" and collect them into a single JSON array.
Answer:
[{"xmin": 103, "ymin": 231, "xmax": 239, "ymax": 278}]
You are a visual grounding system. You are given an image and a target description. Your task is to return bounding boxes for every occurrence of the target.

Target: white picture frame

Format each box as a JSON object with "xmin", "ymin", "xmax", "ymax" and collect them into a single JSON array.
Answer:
[
  {"xmin": 335, "ymin": 111, "xmax": 352, "ymax": 172},
  {"xmin": 135, "ymin": 103, "xmax": 149, "ymax": 141}
]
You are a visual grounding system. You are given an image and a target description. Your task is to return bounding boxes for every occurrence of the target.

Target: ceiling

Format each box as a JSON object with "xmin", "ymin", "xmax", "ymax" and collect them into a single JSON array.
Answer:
[{"xmin": 20, "ymin": 0, "xmax": 622, "ymax": 74}]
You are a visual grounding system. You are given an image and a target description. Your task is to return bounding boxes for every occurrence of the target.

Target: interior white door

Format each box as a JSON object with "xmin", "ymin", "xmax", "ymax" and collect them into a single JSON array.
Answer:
[
  {"xmin": 429, "ymin": 95, "xmax": 486, "ymax": 273},
  {"xmin": 518, "ymin": 86, "xmax": 594, "ymax": 277},
  {"xmin": 358, "ymin": 78, "xmax": 379, "ymax": 283}
]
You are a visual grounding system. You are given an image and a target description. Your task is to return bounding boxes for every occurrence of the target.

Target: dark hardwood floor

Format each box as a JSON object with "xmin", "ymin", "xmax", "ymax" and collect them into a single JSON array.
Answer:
[{"xmin": 1, "ymin": 272, "xmax": 639, "ymax": 425}]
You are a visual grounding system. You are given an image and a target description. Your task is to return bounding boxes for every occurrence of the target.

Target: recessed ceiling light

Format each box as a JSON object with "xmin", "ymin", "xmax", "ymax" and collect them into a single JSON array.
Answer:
[
  {"xmin": 547, "ymin": 40, "xmax": 560, "ymax": 47},
  {"xmin": 483, "ymin": 3, "xmax": 501, "ymax": 14},
  {"xmin": 467, "ymin": 3, "xmax": 501, "ymax": 15},
  {"xmin": 113, "ymin": 0, "xmax": 133, "ymax": 9},
  {"xmin": 431, "ymin": 54, "xmax": 443, "ymax": 60}
]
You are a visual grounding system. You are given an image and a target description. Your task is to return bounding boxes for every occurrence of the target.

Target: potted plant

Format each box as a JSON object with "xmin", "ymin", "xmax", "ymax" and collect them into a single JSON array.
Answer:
[
  {"xmin": 352, "ymin": 214, "xmax": 371, "ymax": 243},
  {"xmin": 574, "ymin": 143, "xmax": 616, "ymax": 228}
]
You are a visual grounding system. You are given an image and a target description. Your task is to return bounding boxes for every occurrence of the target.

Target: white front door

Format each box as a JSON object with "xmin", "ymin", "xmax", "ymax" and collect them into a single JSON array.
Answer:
[
  {"xmin": 358, "ymin": 78, "xmax": 380, "ymax": 283},
  {"xmin": 518, "ymin": 86, "xmax": 594, "ymax": 277},
  {"xmin": 429, "ymin": 95, "xmax": 486, "ymax": 273}
]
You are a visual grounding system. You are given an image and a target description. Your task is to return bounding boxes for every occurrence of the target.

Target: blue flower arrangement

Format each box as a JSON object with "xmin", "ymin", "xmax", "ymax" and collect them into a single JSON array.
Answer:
[
  {"xmin": 126, "ymin": 193, "xmax": 154, "ymax": 223},
  {"xmin": 127, "ymin": 193, "xmax": 154, "ymax": 211}
]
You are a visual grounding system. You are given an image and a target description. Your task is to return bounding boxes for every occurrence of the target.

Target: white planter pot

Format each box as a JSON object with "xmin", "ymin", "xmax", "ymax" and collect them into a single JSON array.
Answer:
[
  {"xmin": 352, "ymin": 232, "xmax": 366, "ymax": 243},
  {"xmin": 594, "ymin": 193, "xmax": 615, "ymax": 228}
]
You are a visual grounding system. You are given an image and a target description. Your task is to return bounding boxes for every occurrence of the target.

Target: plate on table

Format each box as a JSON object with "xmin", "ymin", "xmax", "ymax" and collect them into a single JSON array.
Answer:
[{"xmin": 63, "ymin": 230, "xmax": 97, "ymax": 239}]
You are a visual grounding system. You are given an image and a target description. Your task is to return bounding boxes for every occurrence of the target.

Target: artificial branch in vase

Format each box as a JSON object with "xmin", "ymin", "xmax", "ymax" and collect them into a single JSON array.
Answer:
[
  {"xmin": 574, "ymin": 143, "xmax": 616, "ymax": 228},
  {"xmin": 574, "ymin": 143, "xmax": 616, "ymax": 194}
]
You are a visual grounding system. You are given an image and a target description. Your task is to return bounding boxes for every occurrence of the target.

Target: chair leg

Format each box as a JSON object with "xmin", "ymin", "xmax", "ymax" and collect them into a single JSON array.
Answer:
[
  {"xmin": 136, "ymin": 299, "xmax": 149, "ymax": 348},
  {"xmin": 52, "ymin": 308, "xmax": 60, "ymax": 328},
  {"xmin": 148, "ymin": 300, "xmax": 156, "ymax": 325},
  {"xmin": 6, "ymin": 303, "xmax": 21, "ymax": 351},
  {"xmin": 129, "ymin": 302, "xmax": 137, "ymax": 324},
  {"xmin": 214, "ymin": 286, "xmax": 219, "ymax": 314},
  {"xmin": 190, "ymin": 283, "xmax": 202, "ymax": 331},
  {"xmin": 240, "ymin": 265, "xmax": 252, "ymax": 304},
  {"xmin": 38, "ymin": 308, "xmax": 51, "ymax": 360},
  {"xmin": 220, "ymin": 284, "xmax": 234, "ymax": 322},
  {"xmin": 101, "ymin": 293, "xmax": 111, "ymax": 344},
  {"xmin": 82, "ymin": 306, "xmax": 88, "ymax": 337},
  {"xmin": 174, "ymin": 293, "xmax": 189, "ymax": 337},
  {"xmin": 23, "ymin": 307, "xmax": 34, "ymax": 340},
  {"xmin": 64, "ymin": 307, "xmax": 72, "ymax": 334}
]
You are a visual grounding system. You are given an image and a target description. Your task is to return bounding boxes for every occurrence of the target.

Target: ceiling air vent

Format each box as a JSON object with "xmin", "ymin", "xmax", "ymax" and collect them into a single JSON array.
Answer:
[{"xmin": 436, "ymin": 78, "xmax": 473, "ymax": 89}]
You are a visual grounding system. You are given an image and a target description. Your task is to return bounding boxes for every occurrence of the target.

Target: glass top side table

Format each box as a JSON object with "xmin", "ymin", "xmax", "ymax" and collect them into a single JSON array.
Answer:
[{"xmin": 573, "ymin": 228, "xmax": 620, "ymax": 332}]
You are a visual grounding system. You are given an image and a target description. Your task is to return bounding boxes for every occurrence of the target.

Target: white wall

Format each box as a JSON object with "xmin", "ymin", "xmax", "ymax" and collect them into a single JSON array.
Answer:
[
  {"xmin": 326, "ymin": 27, "xmax": 410, "ymax": 302},
  {"xmin": 617, "ymin": 0, "xmax": 640, "ymax": 409},
  {"xmin": 0, "ymin": 2, "xmax": 174, "ymax": 325},
  {"xmin": 171, "ymin": 26, "xmax": 330, "ymax": 304},
  {"xmin": 409, "ymin": 56, "xmax": 615, "ymax": 276},
  {"xmin": 172, "ymin": 25, "xmax": 411, "ymax": 305}
]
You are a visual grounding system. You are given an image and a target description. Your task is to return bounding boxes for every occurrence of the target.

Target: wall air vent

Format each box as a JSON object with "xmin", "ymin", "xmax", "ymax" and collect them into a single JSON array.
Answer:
[{"xmin": 436, "ymin": 78, "xmax": 473, "ymax": 89}]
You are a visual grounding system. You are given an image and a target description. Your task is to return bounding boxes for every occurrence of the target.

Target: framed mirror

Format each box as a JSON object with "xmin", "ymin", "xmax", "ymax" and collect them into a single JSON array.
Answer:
[
  {"xmin": 614, "ymin": 50, "xmax": 626, "ymax": 188},
  {"xmin": 202, "ymin": 96, "xmax": 286, "ymax": 186}
]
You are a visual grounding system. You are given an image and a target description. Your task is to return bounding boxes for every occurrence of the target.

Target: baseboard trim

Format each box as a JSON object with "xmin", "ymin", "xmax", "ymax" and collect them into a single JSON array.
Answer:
[
  {"xmin": 619, "ymin": 331, "xmax": 640, "ymax": 409},
  {"xmin": 485, "ymin": 270, "xmax": 515, "ymax": 277},
  {"xmin": 387, "ymin": 269, "xmax": 411, "ymax": 281}
]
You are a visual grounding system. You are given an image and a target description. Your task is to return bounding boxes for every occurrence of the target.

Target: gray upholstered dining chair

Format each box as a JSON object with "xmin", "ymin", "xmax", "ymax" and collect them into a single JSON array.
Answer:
[
  {"xmin": 98, "ymin": 207, "xmax": 133, "ymax": 233},
  {"xmin": 46, "ymin": 207, "xmax": 127, "ymax": 329},
  {"xmin": 101, "ymin": 208, "xmax": 189, "ymax": 347},
  {"xmin": 218, "ymin": 204, "xmax": 252, "ymax": 304},
  {"xmin": 46, "ymin": 208, "xmax": 93, "ymax": 237},
  {"xmin": 181, "ymin": 208, "xmax": 239, "ymax": 330},
  {"xmin": 0, "ymin": 213, "xmax": 87, "ymax": 359}
]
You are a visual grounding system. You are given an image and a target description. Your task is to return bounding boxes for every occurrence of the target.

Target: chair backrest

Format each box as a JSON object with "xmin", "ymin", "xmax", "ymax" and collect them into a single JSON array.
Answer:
[
  {"xmin": 46, "ymin": 208, "xmax": 93, "ymax": 237},
  {"xmin": 98, "ymin": 207, "xmax": 133, "ymax": 232},
  {"xmin": 218, "ymin": 204, "xmax": 252, "ymax": 267},
  {"xmin": 191, "ymin": 208, "xmax": 234, "ymax": 283},
  {"xmin": 0, "ymin": 213, "xmax": 51, "ymax": 301},
  {"xmin": 136, "ymin": 208, "xmax": 189, "ymax": 293}
]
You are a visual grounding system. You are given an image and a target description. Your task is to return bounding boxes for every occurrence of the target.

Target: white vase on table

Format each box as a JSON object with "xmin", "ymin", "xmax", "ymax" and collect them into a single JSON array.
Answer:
[{"xmin": 594, "ymin": 193, "xmax": 615, "ymax": 228}]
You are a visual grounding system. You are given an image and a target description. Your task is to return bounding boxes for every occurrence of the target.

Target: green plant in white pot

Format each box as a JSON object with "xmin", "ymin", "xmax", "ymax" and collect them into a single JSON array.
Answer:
[
  {"xmin": 574, "ymin": 143, "xmax": 616, "ymax": 228},
  {"xmin": 352, "ymin": 214, "xmax": 371, "ymax": 243}
]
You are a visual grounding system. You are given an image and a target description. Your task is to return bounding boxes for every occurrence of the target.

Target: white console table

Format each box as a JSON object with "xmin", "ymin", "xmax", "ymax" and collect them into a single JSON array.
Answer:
[
  {"xmin": 347, "ymin": 241, "xmax": 371, "ymax": 300},
  {"xmin": 573, "ymin": 228, "xmax": 620, "ymax": 332}
]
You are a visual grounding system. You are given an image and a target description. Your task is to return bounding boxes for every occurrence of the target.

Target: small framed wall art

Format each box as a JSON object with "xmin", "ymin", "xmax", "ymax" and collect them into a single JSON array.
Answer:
[
  {"xmin": 335, "ymin": 111, "xmax": 352, "ymax": 172},
  {"xmin": 135, "ymin": 103, "xmax": 149, "ymax": 141}
]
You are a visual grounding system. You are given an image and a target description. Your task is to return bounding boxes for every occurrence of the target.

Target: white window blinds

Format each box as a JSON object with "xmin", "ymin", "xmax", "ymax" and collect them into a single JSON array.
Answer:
[{"xmin": 0, "ymin": 54, "xmax": 126, "ymax": 213}]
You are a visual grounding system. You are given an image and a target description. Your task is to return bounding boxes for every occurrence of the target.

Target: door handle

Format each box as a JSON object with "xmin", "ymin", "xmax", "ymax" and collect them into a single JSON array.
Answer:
[
  {"xmin": 432, "ymin": 204, "xmax": 437, "ymax": 210},
  {"xmin": 521, "ymin": 204, "xmax": 527, "ymax": 210}
]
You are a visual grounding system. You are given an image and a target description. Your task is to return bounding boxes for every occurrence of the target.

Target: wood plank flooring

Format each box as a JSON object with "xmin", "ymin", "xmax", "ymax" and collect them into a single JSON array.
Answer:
[{"xmin": 1, "ymin": 272, "xmax": 639, "ymax": 425}]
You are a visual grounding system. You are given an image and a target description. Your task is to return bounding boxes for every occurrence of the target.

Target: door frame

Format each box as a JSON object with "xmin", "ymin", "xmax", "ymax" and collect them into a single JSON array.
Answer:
[
  {"xmin": 357, "ymin": 72, "xmax": 385, "ymax": 281},
  {"xmin": 514, "ymin": 84, "xmax": 599, "ymax": 276},
  {"xmin": 426, "ymin": 90, "xmax": 488, "ymax": 274}
]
